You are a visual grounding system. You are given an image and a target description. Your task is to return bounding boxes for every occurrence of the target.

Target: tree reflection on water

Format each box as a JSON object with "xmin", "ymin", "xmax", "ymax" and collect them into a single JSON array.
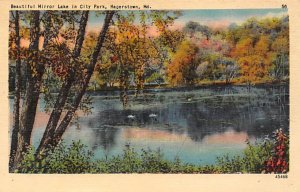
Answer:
[{"xmin": 84, "ymin": 85, "xmax": 289, "ymax": 153}]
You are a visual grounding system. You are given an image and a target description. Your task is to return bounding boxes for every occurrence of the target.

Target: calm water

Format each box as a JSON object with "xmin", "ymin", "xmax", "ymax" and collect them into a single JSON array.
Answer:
[{"xmin": 10, "ymin": 85, "xmax": 289, "ymax": 165}]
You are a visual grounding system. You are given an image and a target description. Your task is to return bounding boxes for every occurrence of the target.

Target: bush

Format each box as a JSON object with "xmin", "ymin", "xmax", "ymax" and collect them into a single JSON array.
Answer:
[
  {"xmin": 16, "ymin": 141, "xmax": 98, "ymax": 173},
  {"xmin": 216, "ymin": 129, "xmax": 289, "ymax": 174},
  {"xmin": 216, "ymin": 140, "xmax": 274, "ymax": 173},
  {"xmin": 15, "ymin": 129, "xmax": 289, "ymax": 174},
  {"xmin": 264, "ymin": 129, "xmax": 289, "ymax": 173}
]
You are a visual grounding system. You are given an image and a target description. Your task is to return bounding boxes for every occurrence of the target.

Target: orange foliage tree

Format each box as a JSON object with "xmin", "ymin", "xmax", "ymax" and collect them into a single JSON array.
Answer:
[
  {"xmin": 167, "ymin": 40, "xmax": 199, "ymax": 86},
  {"xmin": 232, "ymin": 35, "xmax": 274, "ymax": 85}
]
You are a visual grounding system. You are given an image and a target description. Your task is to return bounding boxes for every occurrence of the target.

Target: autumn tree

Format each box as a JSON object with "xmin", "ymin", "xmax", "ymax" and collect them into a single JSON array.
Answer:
[
  {"xmin": 227, "ymin": 16, "xmax": 289, "ymax": 84},
  {"xmin": 167, "ymin": 40, "xmax": 199, "ymax": 86},
  {"xmin": 105, "ymin": 13, "xmax": 145, "ymax": 107},
  {"xmin": 102, "ymin": 11, "xmax": 183, "ymax": 106},
  {"xmin": 191, "ymin": 28, "xmax": 233, "ymax": 83},
  {"xmin": 183, "ymin": 21, "xmax": 212, "ymax": 40},
  {"xmin": 271, "ymin": 36, "xmax": 289, "ymax": 80},
  {"xmin": 9, "ymin": 10, "xmax": 115, "ymax": 171},
  {"xmin": 231, "ymin": 35, "xmax": 274, "ymax": 85},
  {"xmin": 36, "ymin": 11, "xmax": 115, "ymax": 157}
]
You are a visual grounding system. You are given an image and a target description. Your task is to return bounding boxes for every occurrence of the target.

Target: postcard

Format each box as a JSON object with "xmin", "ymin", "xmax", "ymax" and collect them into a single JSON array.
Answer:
[{"xmin": 0, "ymin": 0, "xmax": 299, "ymax": 191}]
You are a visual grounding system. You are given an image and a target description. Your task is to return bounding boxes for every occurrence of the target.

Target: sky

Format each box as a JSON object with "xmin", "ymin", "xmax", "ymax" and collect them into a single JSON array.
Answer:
[
  {"xmin": 87, "ymin": 9, "xmax": 288, "ymax": 32},
  {"xmin": 16, "ymin": 9, "xmax": 288, "ymax": 48}
]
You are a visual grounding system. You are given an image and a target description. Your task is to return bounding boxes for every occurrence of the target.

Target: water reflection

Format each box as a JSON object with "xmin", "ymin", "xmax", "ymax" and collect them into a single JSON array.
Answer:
[
  {"xmin": 89, "ymin": 125, "xmax": 119, "ymax": 151},
  {"xmin": 202, "ymin": 129, "xmax": 251, "ymax": 144},
  {"xmin": 10, "ymin": 85, "xmax": 289, "ymax": 164},
  {"xmin": 122, "ymin": 128, "xmax": 192, "ymax": 142},
  {"xmin": 84, "ymin": 85, "xmax": 288, "ymax": 154}
]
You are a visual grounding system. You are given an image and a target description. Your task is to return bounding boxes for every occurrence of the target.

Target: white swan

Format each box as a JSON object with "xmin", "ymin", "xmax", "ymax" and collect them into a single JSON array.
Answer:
[
  {"xmin": 149, "ymin": 113, "xmax": 157, "ymax": 118},
  {"xmin": 127, "ymin": 115, "xmax": 135, "ymax": 119}
]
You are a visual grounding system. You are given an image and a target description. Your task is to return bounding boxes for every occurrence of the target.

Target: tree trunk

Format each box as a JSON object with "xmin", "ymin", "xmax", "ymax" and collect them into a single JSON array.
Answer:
[
  {"xmin": 53, "ymin": 11, "xmax": 115, "ymax": 146},
  {"xmin": 36, "ymin": 11, "xmax": 89, "ymax": 156},
  {"xmin": 11, "ymin": 11, "xmax": 41, "ymax": 170},
  {"xmin": 9, "ymin": 11, "xmax": 21, "ymax": 171},
  {"xmin": 37, "ymin": 11, "xmax": 115, "ymax": 153},
  {"xmin": 11, "ymin": 11, "xmax": 53, "ymax": 171}
]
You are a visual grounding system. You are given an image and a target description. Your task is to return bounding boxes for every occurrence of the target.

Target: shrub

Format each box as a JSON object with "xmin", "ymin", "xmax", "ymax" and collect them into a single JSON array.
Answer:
[
  {"xmin": 264, "ymin": 129, "xmax": 289, "ymax": 173},
  {"xmin": 16, "ymin": 141, "xmax": 97, "ymax": 173},
  {"xmin": 216, "ymin": 140, "xmax": 274, "ymax": 173},
  {"xmin": 15, "ymin": 129, "xmax": 289, "ymax": 174},
  {"xmin": 216, "ymin": 129, "xmax": 289, "ymax": 174}
]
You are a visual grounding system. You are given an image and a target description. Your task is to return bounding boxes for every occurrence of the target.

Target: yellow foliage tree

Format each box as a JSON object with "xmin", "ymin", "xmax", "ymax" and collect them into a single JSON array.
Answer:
[
  {"xmin": 167, "ymin": 40, "xmax": 199, "ymax": 86},
  {"xmin": 232, "ymin": 35, "xmax": 274, "ymax": 84}
]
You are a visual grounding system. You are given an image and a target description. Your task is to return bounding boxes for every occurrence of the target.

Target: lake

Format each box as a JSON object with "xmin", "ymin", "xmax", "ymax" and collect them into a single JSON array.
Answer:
[{"xmin": 9, "ymin": 84, "xmax": 289, "ymax": 165}]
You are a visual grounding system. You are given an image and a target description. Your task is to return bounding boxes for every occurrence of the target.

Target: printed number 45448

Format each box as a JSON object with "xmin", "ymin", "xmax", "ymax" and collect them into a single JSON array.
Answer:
[{"xmin": 275, "ymin": 174, "xmax": 288, "ymax": 179}]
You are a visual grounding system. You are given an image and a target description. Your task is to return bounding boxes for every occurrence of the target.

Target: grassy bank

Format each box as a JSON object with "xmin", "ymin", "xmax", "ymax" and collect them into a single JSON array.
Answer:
[{"xmin": 14, "ymin": 129, "xmax": 288, "ymax": 174}]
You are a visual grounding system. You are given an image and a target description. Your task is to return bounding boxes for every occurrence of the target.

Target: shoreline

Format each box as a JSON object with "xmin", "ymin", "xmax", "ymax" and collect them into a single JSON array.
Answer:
[{"xmin": 8, "ymin": 81, "xmax": 289, "ymax": 99}]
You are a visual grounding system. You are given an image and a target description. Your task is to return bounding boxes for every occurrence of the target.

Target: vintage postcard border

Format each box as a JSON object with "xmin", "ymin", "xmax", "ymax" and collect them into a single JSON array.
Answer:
[{"xmin": 0, "ymin": 0, "xmax": 299, "ymax": 191}]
